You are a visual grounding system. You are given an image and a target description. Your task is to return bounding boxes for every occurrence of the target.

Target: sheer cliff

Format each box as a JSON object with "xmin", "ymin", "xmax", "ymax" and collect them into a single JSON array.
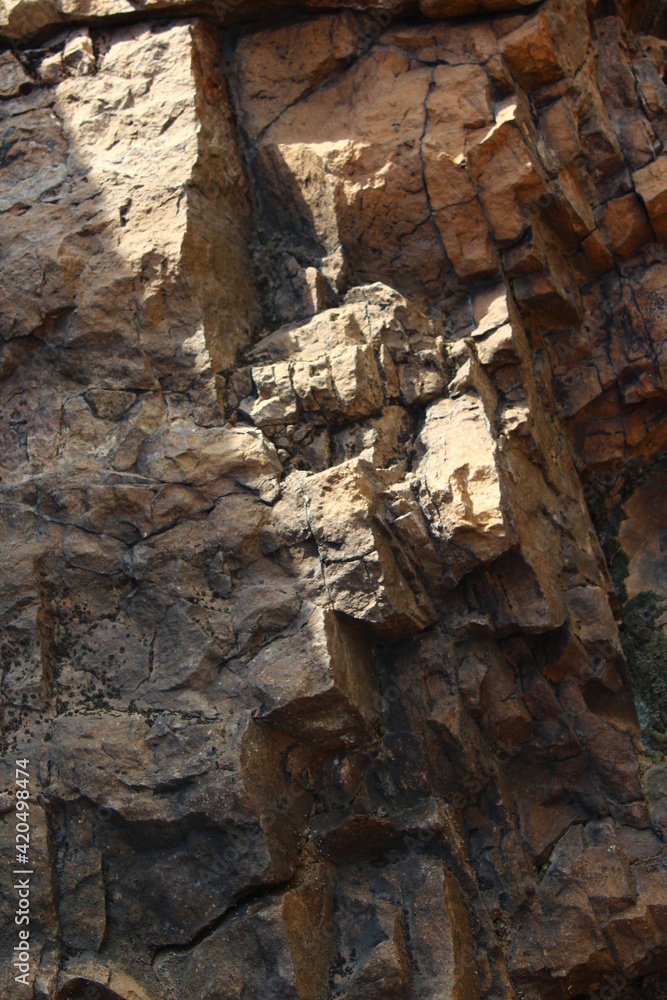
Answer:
[{"xmin": 0, "ymin": 2, "xmax": 666, "ymax": 999}]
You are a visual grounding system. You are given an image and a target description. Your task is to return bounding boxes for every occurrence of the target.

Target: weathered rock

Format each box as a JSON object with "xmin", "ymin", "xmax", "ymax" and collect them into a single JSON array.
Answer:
[
  {"xmin": 500, "ymin": 0, "xmax": 590, "ymax": 92},
  {"xmin": 0, "ymin": 50, "xmax": 30, "ymax": 94},
  {"xmin": 1, "ymin": 3, "xmax": 667, "ymax": 1000},
  {"xmin": 619, "ymin": 465, "xmax": 667, "ymax": 600},
  {"xmin": 634, "ymin": 156, "xmax": 667, "ymax": 240},
  {"xmin": 601, "ymin": 193, "xmax": 654, "ymax": 259}
]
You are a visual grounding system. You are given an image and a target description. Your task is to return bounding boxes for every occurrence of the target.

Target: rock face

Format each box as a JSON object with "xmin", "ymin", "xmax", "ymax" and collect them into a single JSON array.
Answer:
[{"xmin": 0, "ymin": 3, "xmax": 666, "ymax": 1000}]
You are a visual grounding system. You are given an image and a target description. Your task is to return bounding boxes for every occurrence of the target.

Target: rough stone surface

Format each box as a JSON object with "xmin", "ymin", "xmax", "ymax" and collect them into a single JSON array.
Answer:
[{"xmin": 0, "ymin": 3, "xmax": 666, "ymax": 1000}]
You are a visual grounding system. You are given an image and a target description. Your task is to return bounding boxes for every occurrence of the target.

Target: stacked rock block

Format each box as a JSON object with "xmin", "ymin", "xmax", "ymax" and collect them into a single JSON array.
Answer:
[{"xmin": 0, "ymin": 1, "xmax": 666, "ymax": 999}]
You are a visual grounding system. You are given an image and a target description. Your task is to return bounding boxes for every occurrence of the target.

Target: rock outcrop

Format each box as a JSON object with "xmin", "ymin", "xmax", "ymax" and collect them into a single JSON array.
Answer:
[{"xmin": 0, "ymin": 2, "xmax": 666, "ymax": 1000}]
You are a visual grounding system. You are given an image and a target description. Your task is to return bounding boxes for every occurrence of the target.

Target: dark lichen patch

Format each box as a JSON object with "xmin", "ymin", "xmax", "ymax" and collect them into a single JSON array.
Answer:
[
  {"xmin": 585, "ymin": 462, "xmax": 667, "ymax": 756},
  {"xmin": 585, "ymin": 485, "xmax": 629, "ymax": 604},
  {"xmin": 584, "ymin": 456, "xmax": 667, "ymax": 604},
  {"xmin": 618, "ymin": 590, "xmax": 667, "ymax": 757},
  {"xmin": 612, "ymin": 972, "xmax": 667, "ymax": 1000}
]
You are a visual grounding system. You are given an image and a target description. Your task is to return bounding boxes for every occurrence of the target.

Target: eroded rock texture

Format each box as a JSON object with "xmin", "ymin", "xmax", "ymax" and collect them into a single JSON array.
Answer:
[{"xmin": 1, "ymin": 2, "xmax": 667, "ymax": 999}]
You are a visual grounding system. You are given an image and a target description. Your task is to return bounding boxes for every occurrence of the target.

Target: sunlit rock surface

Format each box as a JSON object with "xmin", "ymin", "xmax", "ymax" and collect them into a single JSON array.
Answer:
[{"xmin": 1, "ymin": 3, "xmax": 666, "ymax": 999}]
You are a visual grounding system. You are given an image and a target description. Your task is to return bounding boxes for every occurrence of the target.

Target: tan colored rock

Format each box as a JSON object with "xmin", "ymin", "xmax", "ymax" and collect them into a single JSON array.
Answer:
[
  {"xmin": 38, "ymin": 49, "xmax": 64, "ymax": 82},
  {"xmin": 423, "ymin": 69, "xmax": 498, "ymax": 279},
  {"xmin": 0, "ymin": 50, "xmax": 30, "ymax": 95},
  {"xmin": 137, "ymin": 421, "xmax": 281, "ymax": 496},
  {"xmin": 62, "ymin": 26, "xmax": 94, "ymax": 74},
  {"xmin": 0, "ymin": 0, "xmax": 406, "ymax": 40},
  {"xmin": 283, "ymin": 460, "xmax": 436, "ymax": 635},
  {"xmin": 427, "ymin": 62, "xmax": 494, "ymax": 162},
  {"xmin": 1, "ymin": 6, "xmax": 667, "ymax": 1000},
  {"xmin": 602, "ymin": 193, "xmax": 653, "ymax": 259},
  {"xmin": 240, "ymin": 285, "xmax": 445, "ymax": 447},
  {"xmin": 539, "ymin": 97, "xmax": 581, "ymax": 169},
  {"xmin": 415, "ymin": 389, "xmax": 510, "ymax": 582},
  {"xmin": 329, "ymin": 344, "xmax": 385, "ymax": 420},
  {"xmin": 240, "ymin": 361, "xmax": 298, "ymax": 427},
  {"xmin": 468, "ymin": 101, "xmax": 546, "ymax": 243},
  {"xmin": 334, "ymin": 405, "xmax": 410, "ymax": 468},
  {"xmin": 245, "ymin": 605, "xmax": 379, "ymax": 739},
  {"xmin": 232, "ymin": 13, "xmax": 362, "ymax": 138},
  {"xmin": 0, "ymin": 19, "xmax": 259, "ymax": 419},
  {"xmin": 634, "ymin": 156, "xmax": 667, "ymax": 241},
  {"xmin": 433, "ymin": 192, "xmax": 499, "ymax": 282},
  {"xmin": 234, "ymin": 41, "xmax": 451, "ymax": 302},
  {"xmin": 500, "ymin": 0, "xmax": 590, "ymax": 92}
]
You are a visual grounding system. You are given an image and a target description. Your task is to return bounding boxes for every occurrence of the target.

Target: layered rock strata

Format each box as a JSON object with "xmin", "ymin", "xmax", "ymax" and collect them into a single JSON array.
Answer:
[{"xmin": 0, "ymin": 3, "xmax": 666, "ymax": 1000}]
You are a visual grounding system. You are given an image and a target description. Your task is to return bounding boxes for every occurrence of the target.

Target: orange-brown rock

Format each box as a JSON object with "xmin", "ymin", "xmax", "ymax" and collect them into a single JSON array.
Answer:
[
  {"xmin": 1, "ymin": 3, "xmax": 666, "ymax": 1000},
  {"xmin": 634, "ymin": 155, "xmax": 667, "ymax": 240},
  {"xmin": 601, "ymin": 193, "xmax": 654, "ymax": 259}
]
